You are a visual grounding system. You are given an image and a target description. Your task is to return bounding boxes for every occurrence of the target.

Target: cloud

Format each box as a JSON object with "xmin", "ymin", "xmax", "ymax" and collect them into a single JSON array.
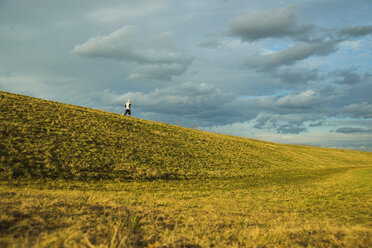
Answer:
[
  {"xmin": 333, "ymin": 127, "xmax": 372, "ymax": 133},
  {"xmin": 228, "ymin": 6, "xmax": 371, "ymax": 43},
  {"xmin": 1, "ymin": 0, "xmax": 372, "ymax": 152},
  {"xmin": 339, "ymin": 40, "xmax": 363, "ymax": 50},
  {"xmin": 100, "ymin": 82, "xmax": 236, "ymax": 125},
  {"xmin": 210, "ymin": 121, "xmax": 372, "ymax": 151},
  {"xmin": 199, "ymin": 39, "xmax": 220, "ymax": 48},
  {"xmin": 86, "ymin": 1, "xmax": 169, "ymax": 23},
  {"xmin": 308, "ymin": 120, "xmax": 326, "ymax": 127},
  {"xmin": 73, "ymin": 26, "xmax": 191, "ymax": 81},
  {"xmin": 229, "ymin": 5, "xmax": 296, "ymax": 41},
  {"xmin": 276, "ymin": 124, "xmax": 306, "ymax": 134},
  {"xmin": 228, "ymin": 5, "xmax": 315, "ymax": 41},
  {"xmin": 335, "ymin": 81, "xmax": 372, "ymax": 109},
  {"xmin": 4, "ymin": 71, "xmax": 360, "ymax": 138},
  {"xmin": 228, "ymin": 7, "xmax": 372, "ymax": 70},
  {"xmin": 330, "ymin": 68, "xmax": 362, "ymax": 85},
  {"xmin": 252, "ymin": 112, "xmax": 324, "ymax": 134},
  {"xmin": 0, "ymin": 74, "xmax": 80, "ymax": 103},
  {"xmin": 251, "ymin": 132, "xmax": 372, "ymax": 151},
  {"xmin": 338, "ymin": 25, "xmax": 372, "ymax": 38},
  {"xmin": 245, "ymin": 40, "xmax": 339, "ymax": 68},
  {"xmin": 129, "ymin": 62, "xmax": 191, "ymax": 81},
  {"xmin": 2, "ymin": 71, "xmax": 351, "ymax": 137},
  {"xmin": 98, "ymin": 83, "xmax": 331, "ymax": 128},
  {"xmin": 343, "ymin": 102, "xmax": 372, "ymax": 118},
  {"xmin": 73, "ymin": 26, "xmax": 182, "ymax": 64},
  {"xmin": 273, "ymin": 67, "xmax": 319, "ymax": 85},
  {"xmin": 277, "ymin": 90, "xmax": 320, "ymax": 109}
]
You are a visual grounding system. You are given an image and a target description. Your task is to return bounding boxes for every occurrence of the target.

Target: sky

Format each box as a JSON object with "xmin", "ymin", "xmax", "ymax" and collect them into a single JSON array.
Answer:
[{"xmin": 1, "ymin": 0, "xmax": 372, "ymax": 151}]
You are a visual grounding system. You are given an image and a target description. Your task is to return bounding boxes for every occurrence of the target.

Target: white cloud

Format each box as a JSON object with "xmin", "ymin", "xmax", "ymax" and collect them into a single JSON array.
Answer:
[
  {"xmin": 72, "ymin": 26, "xmax": 183, "ymax": 64},
  {"xmin": 277, "ymin": 90, "xmax": 320, "ymax": 108},
  {"xmin": 340, "ymin": 40, "xmax": 362, "ymax": 50},
  {"xmin": 72, "ymin": 26, "xmax": 192, "ymax": 81}
]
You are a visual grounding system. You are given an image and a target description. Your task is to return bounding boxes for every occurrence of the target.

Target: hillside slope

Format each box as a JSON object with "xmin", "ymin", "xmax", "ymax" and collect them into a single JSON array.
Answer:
[{"xmin": 1, "ymin": 91, "xmax": 371, "ymax": 180}]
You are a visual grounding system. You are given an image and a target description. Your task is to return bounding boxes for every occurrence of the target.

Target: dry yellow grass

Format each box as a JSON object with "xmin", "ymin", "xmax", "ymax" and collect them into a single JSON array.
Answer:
[
  {"xmin": 1, "ymin": 90, "xmax": 371, "ymax": 181},
  {"xmin": 1, "ymin": 166, "xmax": 371, "ymax": 247},
  {"xmin": 1, "ymin": 91, "xmax": 371, "ymax": 247}
]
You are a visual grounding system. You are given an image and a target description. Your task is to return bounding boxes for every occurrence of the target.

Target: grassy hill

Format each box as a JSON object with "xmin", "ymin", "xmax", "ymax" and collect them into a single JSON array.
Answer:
[
  {"xmin": 1, "ymin": 90, "xmax": 371, "ymax": 247},
  {"xmin": 1, "ymin": 90, "xmax": 371, "ymax": 181}
]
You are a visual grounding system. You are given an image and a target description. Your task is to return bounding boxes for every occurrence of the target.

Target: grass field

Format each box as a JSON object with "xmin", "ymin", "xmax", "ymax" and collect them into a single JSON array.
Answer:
[{"xmin": 1, "ymin": 91, "xmax": 371, "ymax": 247}]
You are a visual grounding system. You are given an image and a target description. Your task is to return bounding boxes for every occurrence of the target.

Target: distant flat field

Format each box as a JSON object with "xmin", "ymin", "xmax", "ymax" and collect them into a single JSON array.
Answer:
[{"xmin": 1, "ymin": 166, "xmax": 371, "ymax": 247}]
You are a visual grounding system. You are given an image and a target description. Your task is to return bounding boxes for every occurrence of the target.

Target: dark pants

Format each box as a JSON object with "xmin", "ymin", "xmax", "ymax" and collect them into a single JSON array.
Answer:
[{"xmin": 124, "ymin": 109, "xmax": 131, "ymax": 116}]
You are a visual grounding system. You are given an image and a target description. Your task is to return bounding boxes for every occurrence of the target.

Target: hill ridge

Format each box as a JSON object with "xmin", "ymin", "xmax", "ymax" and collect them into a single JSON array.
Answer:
[{"xmin": 1, "ymin": 90, "xmax": 371, "ymax": 180}]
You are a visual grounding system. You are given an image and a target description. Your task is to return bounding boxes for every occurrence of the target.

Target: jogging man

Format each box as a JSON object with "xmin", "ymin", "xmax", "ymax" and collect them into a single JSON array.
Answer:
[{"xmin": 122, "ymin": 99, "xmax": 131, "ymax": 117}]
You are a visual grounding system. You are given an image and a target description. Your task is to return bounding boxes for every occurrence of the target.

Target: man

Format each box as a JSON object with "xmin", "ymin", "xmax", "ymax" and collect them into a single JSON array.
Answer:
[{"xmin": 122, "ymin": 99, "xmax": 131, "ymax": 117}]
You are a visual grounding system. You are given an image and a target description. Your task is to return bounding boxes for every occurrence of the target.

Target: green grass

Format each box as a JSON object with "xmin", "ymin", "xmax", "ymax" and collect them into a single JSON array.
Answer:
[{"xmin": 0, "ymin": 91, "xmax": 371, "ymax": 247}]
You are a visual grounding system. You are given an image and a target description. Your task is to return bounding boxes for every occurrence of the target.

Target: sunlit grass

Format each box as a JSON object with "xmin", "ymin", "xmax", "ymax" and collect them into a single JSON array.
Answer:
[
  {"xmin": 1, "ymin": 91, "xmax": 371, "ymax": 247},
  {"xmin": 1, "ymin": 167, "xmax": 371, "ymax": 247},
  {"xmin": 1, "ymin": 91, "xmax": 371, "ymax": 181}
]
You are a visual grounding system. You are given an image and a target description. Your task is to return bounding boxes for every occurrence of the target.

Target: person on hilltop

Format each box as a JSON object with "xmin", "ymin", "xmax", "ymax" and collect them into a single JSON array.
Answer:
[{"xmin": 122, "ymin": 99, "xmax": 131, "ymax": 117}]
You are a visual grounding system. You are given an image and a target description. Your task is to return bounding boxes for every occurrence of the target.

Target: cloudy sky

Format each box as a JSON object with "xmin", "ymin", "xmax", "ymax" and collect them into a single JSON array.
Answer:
[{"xmin": 1, "ymin": 0, "xmax": 372, "ymax": 151}]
